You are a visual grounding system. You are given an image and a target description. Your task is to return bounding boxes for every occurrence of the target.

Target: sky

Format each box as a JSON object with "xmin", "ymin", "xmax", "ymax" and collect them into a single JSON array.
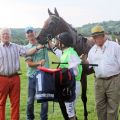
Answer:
[{"xmin": 0, "ymin": 0, "xmax": 119, "ymax": 28}]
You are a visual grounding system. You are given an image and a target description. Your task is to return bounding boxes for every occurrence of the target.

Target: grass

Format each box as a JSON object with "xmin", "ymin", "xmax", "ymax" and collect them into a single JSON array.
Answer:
[{"xmin": 5, "ymin": 52, "xmax": 119, "ymax": 120}]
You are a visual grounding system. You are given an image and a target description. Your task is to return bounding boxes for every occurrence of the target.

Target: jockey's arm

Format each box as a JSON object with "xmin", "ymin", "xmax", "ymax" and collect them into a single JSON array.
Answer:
[
  {"xmin": 48, "ymin": 40, "xmax": 62, "ymax": 58},
  {"xmin": 52, "ymin": 46, "xmax": 62, "ymax": 58}
]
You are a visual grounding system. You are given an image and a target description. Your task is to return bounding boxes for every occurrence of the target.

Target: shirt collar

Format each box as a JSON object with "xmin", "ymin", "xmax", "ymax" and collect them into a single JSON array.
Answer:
[
  {"xmin": 103, "ymin": 40, "xmax": 109, "ymax": 48},
  {"xmin": 28, "ymin": 42, "xmax": 37, "ymax": 47},
  {"xmin": 0, "ymin": 41, "xmax": 12, "ymax": 47},
  {"xmin": 94, "ymin": 40, "xmax": 109, "ymax": 50}
]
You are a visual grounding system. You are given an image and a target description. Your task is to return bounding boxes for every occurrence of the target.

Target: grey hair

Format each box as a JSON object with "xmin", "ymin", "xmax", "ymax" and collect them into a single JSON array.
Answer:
[{"xmin": 0, "ymin": 28, "xmax": 11, "ymax": 36}]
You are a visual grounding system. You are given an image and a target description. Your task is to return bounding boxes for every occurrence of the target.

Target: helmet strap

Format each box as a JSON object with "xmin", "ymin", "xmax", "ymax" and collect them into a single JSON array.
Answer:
[{"xmin": 60, "ymin": 42, "xmax": 68, "ymax": 50}]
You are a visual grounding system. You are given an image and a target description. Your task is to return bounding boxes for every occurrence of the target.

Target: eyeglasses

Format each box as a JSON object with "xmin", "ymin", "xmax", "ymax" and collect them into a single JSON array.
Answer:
[{"xmin": 26, "ymin": 30, "xmax": 33, "ymax": 34}]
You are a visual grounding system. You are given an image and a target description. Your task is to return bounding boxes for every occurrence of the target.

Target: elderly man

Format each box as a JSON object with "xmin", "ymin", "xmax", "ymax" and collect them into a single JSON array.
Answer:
[
  {"xmin": 81, "ymin": 25, "xmax": 120, "ymax": 120},
  {"xmin": 0, "ymin": 28, "xmax": 43, "ymax": 120},
  {"xmin": 25, "ymin": 27, "xmax": 49, "ymax": 120}
]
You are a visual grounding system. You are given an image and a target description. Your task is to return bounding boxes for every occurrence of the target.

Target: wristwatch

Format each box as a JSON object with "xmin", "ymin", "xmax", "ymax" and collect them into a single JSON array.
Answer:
[{"xmin": 36, "ymin": 46, "xmax": 40, "ymax": 51}]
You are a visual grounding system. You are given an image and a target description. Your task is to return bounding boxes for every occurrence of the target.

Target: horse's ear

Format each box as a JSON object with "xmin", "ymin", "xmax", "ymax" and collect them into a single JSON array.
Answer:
[
  {"xmin": 48, "ymin": 8, "xmax": 53, "ymax": 16},
  {"xmin": 54, "ymin": 8, "xmax": 59, "ymax": 17}
]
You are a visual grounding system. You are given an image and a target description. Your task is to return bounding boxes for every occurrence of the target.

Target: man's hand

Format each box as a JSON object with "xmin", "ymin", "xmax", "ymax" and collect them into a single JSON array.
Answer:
[
  {"xmin": 26, "ymin": 44, "xmax": 45, "ymax": 56},
  {"xmin": 37, "ymin": 59, "xmax": 45, "ymax": 66},
  {"xmin": 36, "ymin": 44, "xmax": 44, "ymax": 50},
  {"xmin": 26, "ymin": 59, "xmax": 46, "ymax": 67}
]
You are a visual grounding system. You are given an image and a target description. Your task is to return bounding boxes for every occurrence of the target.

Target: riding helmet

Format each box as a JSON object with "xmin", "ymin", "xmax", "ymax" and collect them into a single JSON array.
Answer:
[{"xmin": 57, "ymin": 32, "xmax": 73, "ymax": 47}]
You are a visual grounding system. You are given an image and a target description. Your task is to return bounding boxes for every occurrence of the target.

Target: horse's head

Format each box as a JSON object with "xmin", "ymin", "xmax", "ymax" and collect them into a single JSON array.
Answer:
[
  {"xmin": 36, "ymin": 8, "xmax": 68, "ymax": 45},
  {"xmin": 37, "ymin": 8, "xmax": 93, "ymax": 56}
]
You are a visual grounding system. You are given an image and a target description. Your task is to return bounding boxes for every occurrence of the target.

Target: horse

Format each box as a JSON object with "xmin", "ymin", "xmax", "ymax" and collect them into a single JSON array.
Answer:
[{"xmin": 36, "ymin": 8, "xmax": 94, "ymax": 120}]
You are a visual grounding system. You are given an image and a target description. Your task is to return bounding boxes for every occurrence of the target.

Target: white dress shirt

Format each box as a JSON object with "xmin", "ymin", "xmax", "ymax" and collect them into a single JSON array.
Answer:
[{"xmin": 87, "ymin": 40, "xmax": 120, "ymax": 78}]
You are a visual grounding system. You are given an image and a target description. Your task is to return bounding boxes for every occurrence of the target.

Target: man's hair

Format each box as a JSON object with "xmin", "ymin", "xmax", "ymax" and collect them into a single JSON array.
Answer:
[{"xmin": 0, "ymin": 28, "xmax": 11, "ymax": 36}]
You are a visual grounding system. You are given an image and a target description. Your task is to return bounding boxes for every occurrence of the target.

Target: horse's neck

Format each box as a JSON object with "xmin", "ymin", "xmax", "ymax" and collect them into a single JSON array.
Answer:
[
  {"xmin": 60, "ymin": 24, "xmax": 94, "ymax": 56},
  {"xmin": 73, "ymin": 35, "xmax": 94, "ymax": 56}
]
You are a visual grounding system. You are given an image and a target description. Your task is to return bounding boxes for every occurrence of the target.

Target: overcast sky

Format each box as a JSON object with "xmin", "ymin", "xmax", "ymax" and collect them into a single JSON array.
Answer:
[{"xmin": 0, "ymin": 0, "xmax": 119, "ymax": 28}]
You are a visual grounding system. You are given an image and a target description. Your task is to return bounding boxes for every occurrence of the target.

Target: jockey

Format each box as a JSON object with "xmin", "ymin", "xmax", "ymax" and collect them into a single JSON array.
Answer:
[{"xmin": 50, "ymin": 32, "xmax": 82, "ymax": 120}]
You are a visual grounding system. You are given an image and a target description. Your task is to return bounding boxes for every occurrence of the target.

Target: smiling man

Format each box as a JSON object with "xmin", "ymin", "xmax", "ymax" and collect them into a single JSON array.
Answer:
[
  {"xmin": 0, "ymin": 28, "xmax": 43, "ymax": 120},
  {"xmin": 25, "ymin": 27, "xmax": 49, "ymax": 120},
  {"xmin": 81, "ymin": 25, "xmax": 120, "ymax": 120}
]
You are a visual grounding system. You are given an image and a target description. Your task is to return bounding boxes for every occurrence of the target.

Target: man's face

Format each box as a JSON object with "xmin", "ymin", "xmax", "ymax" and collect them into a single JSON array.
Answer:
[
  {"xmin": 1, "ymin": 32, "xmax": 11, "ymax": 43},
  {"xmin": 93, "ymin": 34, "xmax": 105, "ymax": 47},
  {"xmin": 26, "ymin": 30, "xmax": 36, "ymax": 41}
]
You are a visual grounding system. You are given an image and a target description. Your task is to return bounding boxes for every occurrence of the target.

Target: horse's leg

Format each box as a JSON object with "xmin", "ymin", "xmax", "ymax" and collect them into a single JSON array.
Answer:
[{"xmin": 81, "ymin": 72, "xmax": 88, "ymax": 120}]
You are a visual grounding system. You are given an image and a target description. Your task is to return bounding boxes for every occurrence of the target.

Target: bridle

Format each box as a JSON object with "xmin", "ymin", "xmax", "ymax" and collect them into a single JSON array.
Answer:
[
  {"xmin": 36, "ymin": 16, "xmax": 65, "ymax": 45},
  {"xmin": 36, "ymin": 28, "xmax": 53, "ymax": 44}
]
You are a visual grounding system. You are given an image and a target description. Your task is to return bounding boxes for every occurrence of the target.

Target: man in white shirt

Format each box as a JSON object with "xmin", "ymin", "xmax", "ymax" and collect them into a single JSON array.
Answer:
[{"xmin": 81, "ymin": 25, "xmax": 120, "ymax": 120}]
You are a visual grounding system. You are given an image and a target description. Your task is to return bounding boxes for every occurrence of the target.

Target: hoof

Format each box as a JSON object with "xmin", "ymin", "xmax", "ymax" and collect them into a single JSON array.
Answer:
[{"xmin": 84, "ymin": 116, "xmax": 88, "ymax": 120}]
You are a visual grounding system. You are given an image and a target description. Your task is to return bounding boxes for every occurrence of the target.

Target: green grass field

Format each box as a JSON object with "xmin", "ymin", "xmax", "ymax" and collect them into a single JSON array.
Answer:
[{"xmin": 5, "ymin": 52, "xmax": 119, "ymax": 120}]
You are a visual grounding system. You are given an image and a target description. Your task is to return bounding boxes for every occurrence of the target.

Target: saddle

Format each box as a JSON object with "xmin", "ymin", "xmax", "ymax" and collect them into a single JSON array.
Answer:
[{"xmin": 35, "ymin": 67, "xmax": 76, "ymax": 102}]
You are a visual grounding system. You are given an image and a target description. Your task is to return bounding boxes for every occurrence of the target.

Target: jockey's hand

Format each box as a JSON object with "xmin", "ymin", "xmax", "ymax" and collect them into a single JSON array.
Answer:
[
  {"xmin": 48, "ymin": 40, "xmax": 55, "ymax": 49},
  {"xmin": 80, "ymin": 54, "xmax": 87, "ymax": 63}
]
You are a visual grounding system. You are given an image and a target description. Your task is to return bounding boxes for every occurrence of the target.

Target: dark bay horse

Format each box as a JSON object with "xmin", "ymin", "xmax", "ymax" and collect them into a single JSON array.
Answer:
[{"xmin": 37, "ymin": 8, "xmax": 94, "ymax": 120}]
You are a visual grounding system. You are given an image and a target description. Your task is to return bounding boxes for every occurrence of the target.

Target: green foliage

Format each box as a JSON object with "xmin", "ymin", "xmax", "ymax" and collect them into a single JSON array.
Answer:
[
  {"xmin": 11, "ymin": 28, "xmax": 41, "ymax": 45},
  {"xmin": 77, "ymin": 20, "xmax": 120, "ymax": 36}
]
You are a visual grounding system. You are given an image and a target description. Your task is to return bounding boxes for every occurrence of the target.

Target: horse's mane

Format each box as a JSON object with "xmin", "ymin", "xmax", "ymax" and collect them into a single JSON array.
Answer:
[{"xmin": 58, "ymin": 17, "xmax": 91, "ymax": 55}]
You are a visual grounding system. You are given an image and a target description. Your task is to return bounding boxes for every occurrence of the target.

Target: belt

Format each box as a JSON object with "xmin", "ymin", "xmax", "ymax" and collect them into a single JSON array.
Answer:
[
  {"xmin": 0, "ymin": 73, "xmax": 21, "ymax": 78},
  {"xmin": 99, "ymin": 74, "xmax": 119, "ymax": 80}
]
